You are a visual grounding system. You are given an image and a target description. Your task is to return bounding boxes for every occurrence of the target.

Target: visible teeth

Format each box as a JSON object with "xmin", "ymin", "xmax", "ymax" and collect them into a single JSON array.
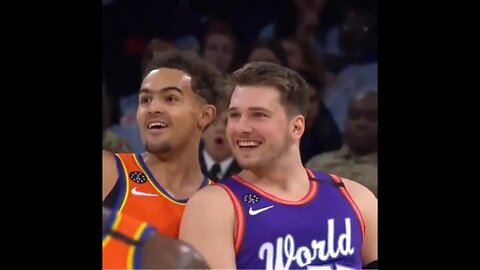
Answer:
[
  {"xmin": 238, "ymin": 141, "xmax": 260, "ymax": 147},
  {"xmin": 148, "ymin": 122, "xmax": 167, "ymax": 128}
]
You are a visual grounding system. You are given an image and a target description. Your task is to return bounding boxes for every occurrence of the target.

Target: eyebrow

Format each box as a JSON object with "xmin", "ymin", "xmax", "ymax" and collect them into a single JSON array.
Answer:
[
  {"xmin": 139, "ymin": 86, "xmax": 183, "ymax": 95},
  {"xmin": 228, "ymin": 107, "xmax": 273, "ymax": 113}
]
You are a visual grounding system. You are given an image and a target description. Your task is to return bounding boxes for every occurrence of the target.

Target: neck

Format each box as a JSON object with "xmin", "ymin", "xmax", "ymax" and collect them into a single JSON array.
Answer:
[
  {"xmin": 242, "ymin": 149, "xmax": 307, "ymax": 188},
  {"xmin": 143, "ymin": 141, "xmax": 203, "ymax": 190}
]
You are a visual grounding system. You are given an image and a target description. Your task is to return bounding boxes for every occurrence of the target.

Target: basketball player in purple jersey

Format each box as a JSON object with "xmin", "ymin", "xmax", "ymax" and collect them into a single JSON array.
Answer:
[{"xmin": 180, "ymin": 62, "xmax": 377, "ymax": 269}]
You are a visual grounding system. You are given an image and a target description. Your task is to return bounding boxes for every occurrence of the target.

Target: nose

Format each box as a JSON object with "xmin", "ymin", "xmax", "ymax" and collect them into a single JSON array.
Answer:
[
  {"xmin": 148, "ymin": 98, "xmax": 165, "ymax": 115},
  {"xmin": 237, "ymin": 115, "xmax": 252, "ymax": 134}
]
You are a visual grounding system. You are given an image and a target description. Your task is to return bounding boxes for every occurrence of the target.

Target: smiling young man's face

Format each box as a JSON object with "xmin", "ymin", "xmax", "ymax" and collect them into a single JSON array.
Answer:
[{"xmin": 137, "ymin": 68, "xmax": 203, "ymax": 154}]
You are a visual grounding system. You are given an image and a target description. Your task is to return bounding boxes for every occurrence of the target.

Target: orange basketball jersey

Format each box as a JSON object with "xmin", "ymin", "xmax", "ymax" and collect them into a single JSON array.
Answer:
[
  {"xmin": 103, "ymin": 211, "xmax": 156, "ymax": 269},
  {"xmin": 111, "ymin": 153, "xmax": 213, "ymax": 238}
]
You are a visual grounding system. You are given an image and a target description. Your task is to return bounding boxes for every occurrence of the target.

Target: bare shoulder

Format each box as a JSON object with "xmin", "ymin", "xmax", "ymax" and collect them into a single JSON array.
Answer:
[
  {"xmin": 342, "ymin": 178, "xmax": 376, "ymax": 200},
  {"xmin": 341, "ymin": 178, "xmax": 378, "ymax": 264},
  {"xmin": 188, "ymin": 184, "xmax": 232, "ymax": 206},
  {"xmin": 183, "ymin": 184, "xmax": 235, "ymax": 224},
  {"xmin": 102, "ymin": 150, "xmax": 117, "ymax": 171},
  {"xmin": 341, "ymin": 178, "xmax": 377, "ymax": 212},
  {"xmin": 103, "ymin": 150, "xmax": 116, "ymax": 163},
  {"xmin": 180, "ymin": 184, "xmax": 236, "ymax": 268}
]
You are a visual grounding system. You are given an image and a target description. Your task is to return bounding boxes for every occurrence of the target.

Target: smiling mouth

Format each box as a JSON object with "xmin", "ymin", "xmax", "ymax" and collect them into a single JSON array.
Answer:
[
  {"xmin": 147, "ymin": 122, "xmax": 169, "ymax": 129},
  {"xmin": 237, "ymin": 140, "xmax": 262, "ymax": 148}
]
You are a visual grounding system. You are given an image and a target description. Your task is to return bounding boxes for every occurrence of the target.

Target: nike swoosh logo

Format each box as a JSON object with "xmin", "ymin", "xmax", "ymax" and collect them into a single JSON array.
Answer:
[
  {"xmin": 248, "ymin": 205, "xmax": 274, "ymax": 216},
  {"xmin": 131, "ymin": 187, "xmax": 158, "ymax": 197}
]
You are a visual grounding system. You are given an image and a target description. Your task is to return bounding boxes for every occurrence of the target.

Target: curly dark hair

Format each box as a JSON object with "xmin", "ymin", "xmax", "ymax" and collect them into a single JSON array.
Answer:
[{"xmin": 144, "ymin": 49, "xmax": 227, "ymax": 111}]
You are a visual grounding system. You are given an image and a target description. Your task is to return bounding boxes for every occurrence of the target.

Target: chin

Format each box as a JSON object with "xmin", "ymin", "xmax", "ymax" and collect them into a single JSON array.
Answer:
[
  {"xmin": 237, "ymin": 158, "xmax": 259, "ymax": 170},
  {"xmin": 145, "ymin": 142, "xmax": 172, "ymax": 154}
]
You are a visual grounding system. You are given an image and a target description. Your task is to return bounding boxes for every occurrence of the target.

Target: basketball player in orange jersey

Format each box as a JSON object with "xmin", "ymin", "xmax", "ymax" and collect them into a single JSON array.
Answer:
[
  {"xmin": 103, "ymin": 207, "xmax": 209, "ymax": 269},
  {"xmin": 103, "ymin": 49, "xmax": 226, "ymax": 238}
]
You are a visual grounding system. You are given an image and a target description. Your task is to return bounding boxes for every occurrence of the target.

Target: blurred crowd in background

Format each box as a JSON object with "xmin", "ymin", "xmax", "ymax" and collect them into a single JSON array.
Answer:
[{"xmin": 103, "ymin": 0, "xmax": 378, "ymax": 196}]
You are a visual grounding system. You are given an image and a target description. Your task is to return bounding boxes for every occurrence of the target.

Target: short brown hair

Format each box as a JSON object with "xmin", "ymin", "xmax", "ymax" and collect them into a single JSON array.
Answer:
[
  {"xmin": 144, "ymin": 49, "xmax": 227, "ymax": 111},
  {"xmin": 228, "ymin": 62, "xmax": 309, "ymax": 116}
]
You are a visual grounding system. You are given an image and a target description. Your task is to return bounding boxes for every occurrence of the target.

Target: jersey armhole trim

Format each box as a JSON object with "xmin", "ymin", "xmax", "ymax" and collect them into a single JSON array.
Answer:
[
  {"xmin": 217, "ymin": 183, "xmax": 245, "ymax": 254},
  {"xmin": 330, "ymin": 174, "xmax": 366, "ymax": 239},
  {"xmin": 114, "ymin": 154, "xmax": 130, "ymax": 212}
]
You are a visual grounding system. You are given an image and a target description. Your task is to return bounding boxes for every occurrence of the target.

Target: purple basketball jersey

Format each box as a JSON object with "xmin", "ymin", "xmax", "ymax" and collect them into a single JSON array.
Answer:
[{"xmin": 218, "ymin": 169, "xmax": 365, "ymax": 270}]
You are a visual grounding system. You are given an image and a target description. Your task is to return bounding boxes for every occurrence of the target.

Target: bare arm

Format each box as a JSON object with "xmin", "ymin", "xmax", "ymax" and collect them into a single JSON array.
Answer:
[
  {"xmin": 102, "ymin": 150, "xmax": 119, "ymax": 200},
  {"xmin": 343, "ymin": 178, "xmax": 378, "ymax": 266},
  {"xmin": 179, "ymin": 185, "xmax": 236, "ymax": 269}
]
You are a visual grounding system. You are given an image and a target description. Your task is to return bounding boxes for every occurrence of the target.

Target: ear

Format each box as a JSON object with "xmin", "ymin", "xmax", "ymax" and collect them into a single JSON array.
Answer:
[
  {"xmin": 198, "ymin": 104, "xmax": 216, "ymax": 130},
  {"xmin": 290, "ymin": 114, "xmax": 305, "ymax": 141}
]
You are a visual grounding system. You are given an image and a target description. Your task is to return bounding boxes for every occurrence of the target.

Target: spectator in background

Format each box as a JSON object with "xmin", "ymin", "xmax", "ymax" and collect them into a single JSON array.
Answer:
[
  {"xmin": 280, "ymin": 36, "xmax": 312, "ymax": 71},
  {"xmin": 201, "ymin": 20, "xmax": 239, "ymax": 76},
  {"xmin": 338, "ymin": 4, "xmax": 377, "ymax": 63},
  {"xmin": 279, "ymin": 36, "xmax": 336, "ymax": 87},
  {"xmin": 103, "ymin": 83, "xmax": 133, "ymax": 153},
  {"xmin": 307, "ymin": 91, "xmax": 377, "ymax": 196},
  {"xmin": 246, "ymin": 39, "xmax": 288, "ymax": 66},
  {"xmin": 141, "ymin": 38, "xmax": 175, "ymax": 73},
  {"xmin": 259, "ymin": 0, "xmax": 346, "ymax": 59},
  {"xmin": 324, "ymin": 3, "xmax": 378, "ymax": 132},
  {"xmin": 298, "ymin": 71, "xmax": 342, "ymax": 164},
  {"xmin": 200, "ymin": 111, "xmax": 241, "ymax": 182}
]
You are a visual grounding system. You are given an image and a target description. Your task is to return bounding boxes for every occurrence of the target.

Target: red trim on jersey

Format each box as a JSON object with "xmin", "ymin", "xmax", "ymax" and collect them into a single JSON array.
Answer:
[
  {"xmin": 217, "ymin": 183, "xmax": 246, "ymax": 254},
  {"xmin": 231, "ymin": 170, "xmax": 318, "ymax": 206},
  {"xmin": 330, "ymin": 174, "xmax": 366, "ymax": 238}
]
